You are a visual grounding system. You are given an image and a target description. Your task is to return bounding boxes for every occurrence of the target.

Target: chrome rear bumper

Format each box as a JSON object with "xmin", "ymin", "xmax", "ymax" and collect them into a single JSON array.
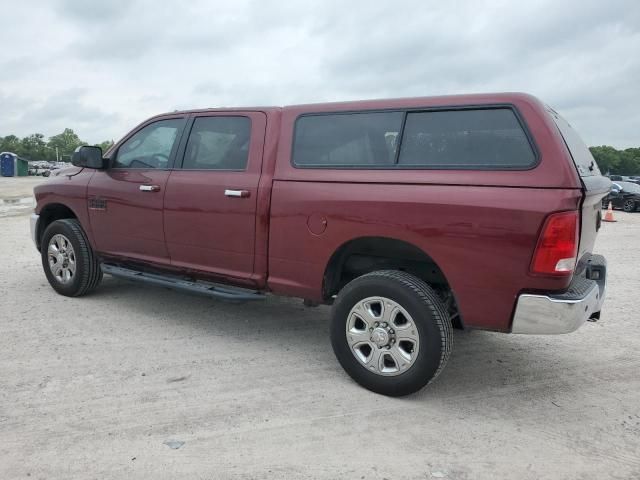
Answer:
[{"xmin": 511, "ymin": 255, "xmax": 606, "ymax": 334}]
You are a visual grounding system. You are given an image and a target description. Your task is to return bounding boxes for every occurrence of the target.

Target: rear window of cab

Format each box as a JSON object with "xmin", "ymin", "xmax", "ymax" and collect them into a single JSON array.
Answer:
[{"xmin": 292, "ymin": 107, "xmax": 537, "ymax": 170}]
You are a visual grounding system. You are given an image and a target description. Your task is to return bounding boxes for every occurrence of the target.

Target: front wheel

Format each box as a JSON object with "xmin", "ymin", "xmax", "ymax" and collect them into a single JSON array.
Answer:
[
  {"xmin": 330, "ymin": 270, "xmax": 452, "ymax": 396},
  {"xmin": 41, "ymin": 219, "xmax": 103, "ymax": 297}
]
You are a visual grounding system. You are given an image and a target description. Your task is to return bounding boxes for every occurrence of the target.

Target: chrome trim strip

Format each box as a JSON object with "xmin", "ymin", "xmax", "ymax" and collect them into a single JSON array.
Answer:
[{"xmin": 511, "ymin": 281, "xmax": 604, "ymax": 334}]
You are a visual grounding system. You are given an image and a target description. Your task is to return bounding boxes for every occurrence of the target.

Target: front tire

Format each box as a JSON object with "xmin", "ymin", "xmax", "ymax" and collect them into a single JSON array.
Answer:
[
  {"xmin": 330, "ymin": 270, "xmax": 452, "ymax": 396},
  {"xmin": 41, "ymin": 219, "xmax": 103, "ymax": 297}
]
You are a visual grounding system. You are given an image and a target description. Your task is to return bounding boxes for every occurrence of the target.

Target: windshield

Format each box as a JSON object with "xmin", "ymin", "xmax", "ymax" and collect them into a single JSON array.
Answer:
[{"xmin": 616, "ymin": 181, "xmax": 640, "ymax": 194}]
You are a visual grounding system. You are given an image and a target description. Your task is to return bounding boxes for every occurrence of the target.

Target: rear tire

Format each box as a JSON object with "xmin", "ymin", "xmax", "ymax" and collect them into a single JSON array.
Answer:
[
  {"xmin": 623, "ymin": 199, "xmax": 636, "ymax": 212},
  {"xmin": 41, "ymin": 219, "xmax": 103, "ymax": 297},
  {"xmin": 330, "ymin": 270, "xmax": 452, "ymax": 396}
]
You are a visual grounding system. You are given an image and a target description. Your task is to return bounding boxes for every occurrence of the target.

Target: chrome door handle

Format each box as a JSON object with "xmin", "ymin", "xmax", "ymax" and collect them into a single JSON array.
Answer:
[
  {"xmin": 140, "ymin": 184, "xmax": 160, "ymax": 192},
  {"xmin": 225, "ymin": 189, "xmax": 250, "ymax": 198}
]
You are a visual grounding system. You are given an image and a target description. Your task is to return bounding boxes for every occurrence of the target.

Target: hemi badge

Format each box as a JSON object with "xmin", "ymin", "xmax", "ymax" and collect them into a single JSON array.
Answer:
[{"xmin": 88, "ymin": 197, "xmax": 107, "ymax": 211}]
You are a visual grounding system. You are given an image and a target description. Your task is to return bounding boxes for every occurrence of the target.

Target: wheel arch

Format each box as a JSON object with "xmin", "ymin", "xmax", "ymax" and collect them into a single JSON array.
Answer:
[
  {"xmin": 321, "ymin": 235, "xmax": 462, "ymax": 327},
  {"xmin": 36, "ymin": 203, "xmax": 79, "ymax": 250}
]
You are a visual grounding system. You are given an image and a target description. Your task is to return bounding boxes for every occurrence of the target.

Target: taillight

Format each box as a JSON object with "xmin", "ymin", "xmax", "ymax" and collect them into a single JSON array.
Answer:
[{"xmin": 530, "ymin": 211, "xmax": 579, "ymax": 276}]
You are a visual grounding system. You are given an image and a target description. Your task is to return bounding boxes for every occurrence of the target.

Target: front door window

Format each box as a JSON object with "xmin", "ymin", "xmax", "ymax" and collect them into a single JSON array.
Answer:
[{"xmin": 114, "ymin": 119, "xmax": 183, "ymax": 169}]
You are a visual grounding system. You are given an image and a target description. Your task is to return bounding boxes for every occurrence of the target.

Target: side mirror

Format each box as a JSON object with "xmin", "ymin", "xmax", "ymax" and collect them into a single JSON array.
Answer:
[{"xmin": 71, "ymin": 145, "xmax": 106, "ymax": 169}]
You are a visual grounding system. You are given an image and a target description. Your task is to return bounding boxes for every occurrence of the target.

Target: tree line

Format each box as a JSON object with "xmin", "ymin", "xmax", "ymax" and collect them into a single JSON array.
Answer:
[
  {"xmin": 589, "ymin": 146, "xmax": 640, "ymax": 176},
  {"xmin": 1, "ymin": 128, "xmax": 639, "ymax": 175},
  {"xmin": 0, "ymin": 129, "xmax": 113, "ymax": 162}
]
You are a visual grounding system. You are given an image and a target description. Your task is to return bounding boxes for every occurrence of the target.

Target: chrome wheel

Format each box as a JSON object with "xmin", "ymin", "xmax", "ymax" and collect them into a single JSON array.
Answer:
[
  {"xmin": 47, "ymin": 234, "xmax": 76, "ymax": 284},
  {"xmin": 346, "ymin": 296, "xmax": 420, "ymax": 376}
]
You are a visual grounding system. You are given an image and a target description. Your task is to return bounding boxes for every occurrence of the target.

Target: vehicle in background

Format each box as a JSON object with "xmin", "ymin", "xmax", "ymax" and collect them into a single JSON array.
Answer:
[
  {"xmin": 603, "ymin": 181, "xmax": 640, "ymax": 212},
  {"xmin": 31, "ymin": 93, "xmax": 609, "ymax": 396},
  {"xmin": 609, "ymin": 175, "xmax": 639, "ymax": 183},
  {"xmin": 28, "ymin": 161, "xmax": 71, "ymax": 177}
]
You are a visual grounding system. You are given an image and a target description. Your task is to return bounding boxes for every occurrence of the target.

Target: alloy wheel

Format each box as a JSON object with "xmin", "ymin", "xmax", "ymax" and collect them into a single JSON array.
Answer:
[
  {"xmin": 47, "ymin": 234, "xmax": 76, "ymax": 284},
  {"xmin": 345, "ymin": 296, "xmax": 420, "ymax": 376}
]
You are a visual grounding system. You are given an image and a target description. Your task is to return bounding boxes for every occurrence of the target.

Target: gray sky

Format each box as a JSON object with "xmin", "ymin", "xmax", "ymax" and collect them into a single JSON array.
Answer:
[{"xmin": 2, "ymin": 0, "xmax": 639, "ymax": 147}]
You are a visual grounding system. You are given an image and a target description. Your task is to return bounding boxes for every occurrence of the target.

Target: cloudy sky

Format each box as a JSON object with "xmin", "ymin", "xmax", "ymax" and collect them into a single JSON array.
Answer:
[{"xmin": 2, "ymin": 0, "xmax": 639, "ymax": 147}]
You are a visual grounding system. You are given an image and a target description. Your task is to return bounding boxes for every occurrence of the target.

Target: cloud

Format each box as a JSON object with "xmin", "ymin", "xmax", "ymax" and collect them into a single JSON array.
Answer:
[
  {"xmin": 54, "ymin": 0, "xmax": 131, "ymax": 22},
  {"xmin": 1, "ymin": 0, "xmax": 639, "ymax": 147},
  {"xmin": 0, "ymin": 89, "xmax": 122, "ymax": 142}
]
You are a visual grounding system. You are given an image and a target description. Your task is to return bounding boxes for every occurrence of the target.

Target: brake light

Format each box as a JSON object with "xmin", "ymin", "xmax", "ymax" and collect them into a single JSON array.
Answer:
[{"xmin": 530, "ymin": 211, "xmax": 579, "ymax": 275}]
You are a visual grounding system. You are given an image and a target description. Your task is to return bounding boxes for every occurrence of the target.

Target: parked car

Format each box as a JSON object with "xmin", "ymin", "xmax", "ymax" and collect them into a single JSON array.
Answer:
[
  {"xmin": 603, "ymin": 181, "xmax": 640, "ymax": 212},
  {"xmin": 28, "ymin": 161, "xmax": 68, "ymax": 176},
  {"xmin": 609, "ymin": 175, "xmax": 639, "ymax": 184},
  {"xmin": 31, "ymin": 93, "xmax": 609, "ymax": 396}
]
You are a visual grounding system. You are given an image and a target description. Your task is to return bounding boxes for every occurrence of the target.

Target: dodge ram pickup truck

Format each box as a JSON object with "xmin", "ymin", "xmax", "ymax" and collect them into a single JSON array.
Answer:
[{"xmin": 32, "ymin": 93, "xmax": 609, "ymax": 396}]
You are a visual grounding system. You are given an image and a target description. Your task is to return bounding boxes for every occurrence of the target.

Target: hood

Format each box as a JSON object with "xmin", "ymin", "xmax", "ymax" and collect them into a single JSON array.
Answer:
[{"xmin": 51, "ymin": 166, "xmax": 84, "ymax": 177}]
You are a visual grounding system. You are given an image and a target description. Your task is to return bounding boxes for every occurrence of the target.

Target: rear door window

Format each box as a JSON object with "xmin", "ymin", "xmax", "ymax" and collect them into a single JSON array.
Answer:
[
  {"xmin": 398, "ymin": 108, "xmax": 536, "ymax": 169},
  {"xmin": 182, "ymin": 116, "xmax": 251, "ymax": 170}
]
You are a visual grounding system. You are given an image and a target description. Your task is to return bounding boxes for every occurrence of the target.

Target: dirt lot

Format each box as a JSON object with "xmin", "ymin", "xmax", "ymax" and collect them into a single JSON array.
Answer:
[
  {"xmin": 1, "ymin": 177, "xmax": 639, "ymax": 479},
  {"xmin": 0, "ymin": 176, "xmax": 45, "ymax": 217}
]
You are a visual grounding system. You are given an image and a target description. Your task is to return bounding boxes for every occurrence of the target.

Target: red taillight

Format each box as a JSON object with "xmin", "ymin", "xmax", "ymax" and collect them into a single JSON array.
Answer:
[{"xmin": 530, "ymin": 211, "xmax": 579, "ymax": 276}]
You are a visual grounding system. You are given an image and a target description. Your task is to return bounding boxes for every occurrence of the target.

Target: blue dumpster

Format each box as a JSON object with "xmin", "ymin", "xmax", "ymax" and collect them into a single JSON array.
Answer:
[{"xmin": 1, "ymin": 152, "xmax": 16, "ymax": 176}]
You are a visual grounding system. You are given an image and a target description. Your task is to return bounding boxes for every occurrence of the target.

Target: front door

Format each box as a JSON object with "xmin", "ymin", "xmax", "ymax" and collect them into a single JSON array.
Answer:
[
  {"xmin": 88, "ymin": 116, "xmax": 186, "ymax": 265},
  {"xmin": 163, "ymin": 112, "xmax": 266, "ymax": 282}
]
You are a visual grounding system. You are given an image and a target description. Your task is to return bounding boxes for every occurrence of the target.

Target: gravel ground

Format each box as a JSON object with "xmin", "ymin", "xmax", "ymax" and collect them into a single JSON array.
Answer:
[
  {"xmin": 1, "ymin": 178, "xmax": 639, "ymax": 479},
  {"xmin": 0, "ymin": 176, "xmax": 46, "ymax": 217}
]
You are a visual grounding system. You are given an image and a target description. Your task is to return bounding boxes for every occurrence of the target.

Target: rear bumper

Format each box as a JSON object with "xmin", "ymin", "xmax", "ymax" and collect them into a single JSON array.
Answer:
[{"xmin": 511, "ymin": 254, "xmax": 606, "ymax": 334}]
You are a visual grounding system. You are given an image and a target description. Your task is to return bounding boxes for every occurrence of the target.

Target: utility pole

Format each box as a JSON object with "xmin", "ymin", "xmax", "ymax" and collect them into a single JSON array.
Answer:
[{"xmin": 55, "ymin": 147, "xmax": 59, "ymax": 162}]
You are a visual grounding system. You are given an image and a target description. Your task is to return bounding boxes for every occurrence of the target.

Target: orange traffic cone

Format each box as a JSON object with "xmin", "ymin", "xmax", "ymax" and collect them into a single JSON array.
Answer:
[{"xmin": 603, "ymin": 202, "xmax": 617, "ymax": 222}]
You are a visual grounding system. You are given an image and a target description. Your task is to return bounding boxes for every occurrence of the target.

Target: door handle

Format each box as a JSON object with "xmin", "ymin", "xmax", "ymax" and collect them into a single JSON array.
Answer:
[
  {"xmin": 225, "ymin": 189, "xmax": 250, "ymax": 198},
  {"xmin": 140, "ymin": 184, "xmax": 161, "ymax": 192}
]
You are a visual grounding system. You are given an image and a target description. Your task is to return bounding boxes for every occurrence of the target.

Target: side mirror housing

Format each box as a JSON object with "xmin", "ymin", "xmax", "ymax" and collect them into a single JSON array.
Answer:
[{"xmin": 71, "ymin": 145, "xmax": 107, "ymax": 169}]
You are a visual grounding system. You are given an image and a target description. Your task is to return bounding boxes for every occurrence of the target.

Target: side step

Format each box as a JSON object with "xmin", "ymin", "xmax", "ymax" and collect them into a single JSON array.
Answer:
[{"xmin": 101, "ymin": 264, "xmax": 265, "ymax": 302}]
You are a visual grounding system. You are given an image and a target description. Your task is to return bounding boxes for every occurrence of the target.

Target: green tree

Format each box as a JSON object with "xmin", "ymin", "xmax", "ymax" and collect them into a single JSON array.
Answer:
[
  {"xmin": 589, "ymin": 146, "xmax": 640, "ymax": 175},
  {"xmin": 589, "ymin": 146, "xmax": 621, "ymax": 175},
  {"xmin": 47, "ymin": 128, "xmax": 86, "ymax": 161},
  {"xmin": 619, "ymin": 148, "xmax": 640, "ymax": 176},
  {"xmin": 96, "ymin": 140, "xmax": 114, "ymax": 154},
  {"xmin": 20, "ymin": 133, "xmax": 49, "ymax": 160},
  {"xmin": 0, "ymin": 135, "xmax": 22, "ymax": 155}
]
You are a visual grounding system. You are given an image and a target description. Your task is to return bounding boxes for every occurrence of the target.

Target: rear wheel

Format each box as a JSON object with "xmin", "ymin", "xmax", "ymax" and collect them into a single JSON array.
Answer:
[
  {"xmin": 623, "ymin": 199, "xmax": 636, "ymax": 212},
  {"xmin": 330, "ymin": 270, "xmax": 452, "ymax": 396},
  {"xmin": 41, "ymin": 219, "xmax": 102, "ymax": 296}
]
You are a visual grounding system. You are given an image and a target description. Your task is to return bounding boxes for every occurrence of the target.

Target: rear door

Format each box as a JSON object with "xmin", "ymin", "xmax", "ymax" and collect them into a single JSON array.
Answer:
[
  {"xmin": 163, "ymin": 111, "xmax": 266, "ymax": 282},
  {"xmin": 549, "ymin": 110, "xmax": 611, "ymax": 265},
  {"xmin": 88, "ymin": 116, "xmax": 186, "ymax": 264}
]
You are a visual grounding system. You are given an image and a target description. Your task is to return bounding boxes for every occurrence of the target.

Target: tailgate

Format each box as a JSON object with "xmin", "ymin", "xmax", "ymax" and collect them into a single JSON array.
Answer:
[{"xmin": 548, "ymin": 109, "xmax": 611, "ymax": 269}]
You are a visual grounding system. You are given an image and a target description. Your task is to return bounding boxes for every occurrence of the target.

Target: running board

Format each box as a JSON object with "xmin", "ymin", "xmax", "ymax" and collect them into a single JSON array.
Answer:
[{"xmin": 101, "ymin": 264, "xmax": 265, "ymax": 302}]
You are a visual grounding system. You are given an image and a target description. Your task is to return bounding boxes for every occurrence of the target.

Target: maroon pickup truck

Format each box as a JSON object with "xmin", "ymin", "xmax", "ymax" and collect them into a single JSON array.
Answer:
[{"xmin": 32, "ymin": 93, "xmax": 609, "ymax": 396}]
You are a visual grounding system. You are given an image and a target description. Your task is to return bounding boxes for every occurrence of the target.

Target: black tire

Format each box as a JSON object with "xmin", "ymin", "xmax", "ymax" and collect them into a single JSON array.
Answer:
[
  {"xmin": 330, "ymin": 270, "xmax": 452, "ymax": 396},
  {"xmin": 623, "ymin": 199, "xmax": 635, "ymax": 213},
  {"xmin": 41, "ymin": 219, "xmax": 103, "ymax": 297}
]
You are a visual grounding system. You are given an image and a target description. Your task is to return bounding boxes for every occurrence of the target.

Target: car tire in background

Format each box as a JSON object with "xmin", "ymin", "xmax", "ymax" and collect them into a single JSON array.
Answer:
[
  {"xmin": 41, "ymin": 219, "xmax": 102, "ymax": 297},
  {"xmin": 330, "ymin": 270, "xmax": 452, "ymax": 396},
  {"xmin": 623, "ymin": 199, "xmax": 636, "ymax": 212}
]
